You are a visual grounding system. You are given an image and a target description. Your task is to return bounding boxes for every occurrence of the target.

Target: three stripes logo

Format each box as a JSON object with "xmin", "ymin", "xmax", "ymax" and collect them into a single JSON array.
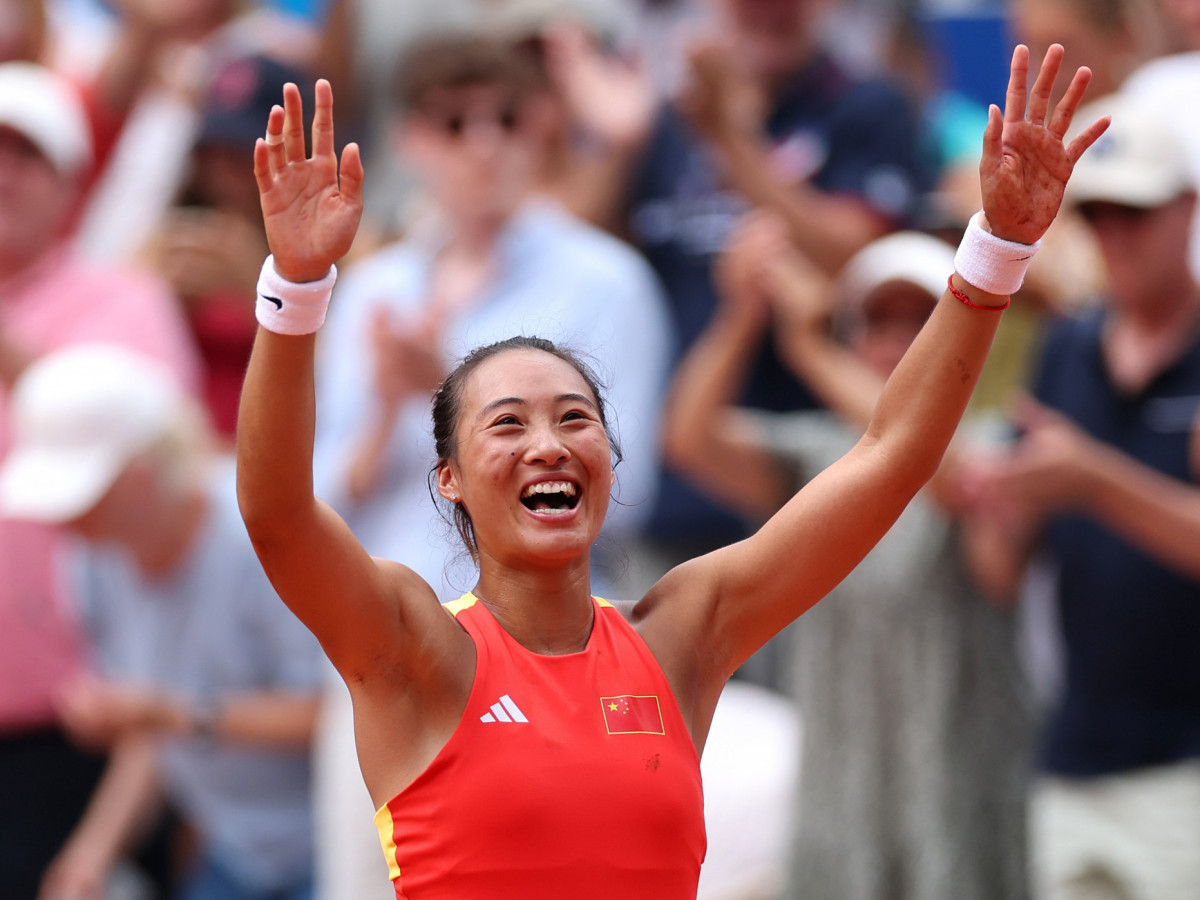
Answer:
[{"xmin": 479, "ymin": 694, "xmax": 527, "ymax": 724}]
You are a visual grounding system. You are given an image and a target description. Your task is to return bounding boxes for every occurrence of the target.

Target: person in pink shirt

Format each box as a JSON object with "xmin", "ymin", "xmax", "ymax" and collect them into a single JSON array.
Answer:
[{"xmin": 0, "ymin": 60, "xmax": 201, "ymax": 899}]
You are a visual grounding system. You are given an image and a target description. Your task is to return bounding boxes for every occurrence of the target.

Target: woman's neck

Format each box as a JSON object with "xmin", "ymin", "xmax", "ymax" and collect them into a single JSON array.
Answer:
[{"xmin": 473, "ymin": 559, "xmax": 595, "ymax": 655}]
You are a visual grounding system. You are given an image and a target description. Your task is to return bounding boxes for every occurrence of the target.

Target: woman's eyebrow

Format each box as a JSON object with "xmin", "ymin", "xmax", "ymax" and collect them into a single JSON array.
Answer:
[
  {"xmin": 558, "ymin": 393, "xmax": 598, "ymax": 410},
  {"xmin": 477, "ymin": 397, "xmax": 525, "ymax": 421},
  {"xmin": 477, "ymin": 393, "xmax": 597, "ymax": 421}
]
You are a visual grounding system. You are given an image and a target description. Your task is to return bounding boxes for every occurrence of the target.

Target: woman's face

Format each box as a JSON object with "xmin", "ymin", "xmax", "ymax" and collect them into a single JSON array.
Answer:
[{"xmin": 437, "ymin": 349, "xmax": 614, "ymax": 569}]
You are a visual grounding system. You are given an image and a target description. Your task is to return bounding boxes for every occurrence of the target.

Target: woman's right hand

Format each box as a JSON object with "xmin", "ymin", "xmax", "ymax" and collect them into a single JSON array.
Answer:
[{"xmin": 254, "ymin": 78, "xmax": 364, "ymax": 283}]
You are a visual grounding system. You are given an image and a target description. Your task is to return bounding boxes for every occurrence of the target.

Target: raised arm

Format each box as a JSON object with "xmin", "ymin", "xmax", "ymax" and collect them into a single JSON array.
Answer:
[
  {"xmin": 661, "ymin": 214, "xmax": 798, "ymax": 520},
  {"xmin": 640, "ymin": 44, "xmax": 1109, "ymax": 689},
  {"xmin": 235, "ymin": 80, "xmax": 451, "ymax": 678}
]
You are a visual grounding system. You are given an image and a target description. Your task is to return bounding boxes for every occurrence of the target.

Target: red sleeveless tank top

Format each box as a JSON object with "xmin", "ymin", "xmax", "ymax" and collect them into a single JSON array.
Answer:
[{"xmin": 374, "ymin": 594, "xmax": 706, "ymax": 899}]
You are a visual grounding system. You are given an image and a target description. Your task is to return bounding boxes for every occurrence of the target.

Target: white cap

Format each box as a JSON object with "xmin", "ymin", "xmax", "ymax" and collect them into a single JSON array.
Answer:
[
  {"xmin": 0, "ymin": 345, "xmax": 187, "ymax": 523},
  {"xmin": 836, "ymin": 230, "xmax": 957, "ymax": 310},
  {"xmin": 0, "ymin": 62, "xmax": 93, "ymax": 176},
  {"xmin": 1066, "ymin": 95, "xmax": 1194, "ymax": 209},
  {"xmin": 481, "ymin": 0, "xmax": 630, "ymax": 41}
]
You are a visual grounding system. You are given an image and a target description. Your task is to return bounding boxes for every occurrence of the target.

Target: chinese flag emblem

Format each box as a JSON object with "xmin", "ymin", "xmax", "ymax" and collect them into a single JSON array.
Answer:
[{"xmin": 600, "ymin": 695, "xmax": 665, "ymax": 735}]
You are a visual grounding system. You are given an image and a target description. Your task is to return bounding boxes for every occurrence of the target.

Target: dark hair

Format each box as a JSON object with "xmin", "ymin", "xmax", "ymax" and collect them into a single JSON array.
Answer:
[
  {"xmin": 395, "ymin": 33, "xmax": 541, "ymax": 114},
  {"xmin": 428, "ymin": 336, "xmax": 623, "ymax": 562}
]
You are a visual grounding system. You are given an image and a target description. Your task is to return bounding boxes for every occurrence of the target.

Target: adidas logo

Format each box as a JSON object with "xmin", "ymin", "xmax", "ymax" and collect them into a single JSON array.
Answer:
[{"xmin": 480, "ymin": 694, "xmax": 528, "ymax": 724}]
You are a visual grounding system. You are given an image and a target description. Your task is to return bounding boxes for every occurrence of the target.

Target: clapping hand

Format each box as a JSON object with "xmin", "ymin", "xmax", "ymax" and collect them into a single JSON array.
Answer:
[
  {"xmin": 254, "ymin": 79, "xmax": 364, "ymax": 284},
  {"xmin": 543, "ymin": 22, "xmax": 656, "ymax": 152},
  {"xmin": 680, "ymin": 37, "xmax": 765, "ymax": 147},
  {"xmin": 981, "ymin": 43, "xmax": 1109, "ymax": 245}
]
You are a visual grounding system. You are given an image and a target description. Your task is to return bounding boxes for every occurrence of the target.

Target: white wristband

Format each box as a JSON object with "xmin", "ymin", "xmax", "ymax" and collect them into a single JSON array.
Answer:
[
  {"xmin": 953, "ymin": 211, "xmax": 1040, "ymax": 296},
  {"xmin": 255, "ymin": 255, "xmax": 337, "ymax": 335}
]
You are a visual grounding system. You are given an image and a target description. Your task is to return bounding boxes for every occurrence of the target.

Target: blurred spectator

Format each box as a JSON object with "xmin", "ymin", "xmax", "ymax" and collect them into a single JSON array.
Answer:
[
  {"xmin": 309, "ymin": 33, "xmax": 670, "ymax": 900},
  {"xmin": 0, "ymin": 61, "xmax": 200, "ymax": 900},
  {"xmin": 0, "ymin": 344, "xmax": 322, "ymax": 900},
  {"xmin": 550, "ymin": 0, "xmax": 932, "ymax": 631},
  {"xmin": 72, "ymin": 0, "xmax": 321, "ymax": 265},
  {"xmin": 883, "ymin": 9, "xmax": 989, "ymax": 197},
  {"xmin": 314, "ymin": 0, "xmax": 634, "ymax": 245},
  {"xmin": 663, "ymin": 215, "xmax": 1032, "ymax": 900},
  {"xmin": 483, "ymin": 5, "xmax": 646, "ymax": 230},
  {"xmin": 1122, "ymin": 0, "xmax": 1200, "ymax": 280},
  {"xmin": 0, "ymin": 0, "xmax": 46, "ymax": 63},
  {"xmin": 8, "ymin": 0, "xmax": 259, "ymax": 226},
  {"xmin": 1011, "ymin": 0, "xmax": 1147, "ymax": 104},
  {"xmin": 967, "ymin": 102, "xmax": 1200, "ymax": 900},
  {"xmin": 143, "ymin": 53, "xmax": 311, "ymax": 442},
  {"xmin": 313, "ymin": 0, "xmax": 486, "ymax": 243},
  {"xmin": 1006, "ymin": 1, "xmax": 1157, "ymax": 310},
  {"xmin": 978, "ymin": 0, "xmax": 1160, "ymax": 416}
]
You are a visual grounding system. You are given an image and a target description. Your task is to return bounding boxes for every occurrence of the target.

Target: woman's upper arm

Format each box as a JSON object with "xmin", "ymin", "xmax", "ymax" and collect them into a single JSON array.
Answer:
[
  {"xmin": 244, "ymin": 495, "xmax": 452, "ymax": 681},
  {"xmin": 660, "ymin": 438, "xmax": 917, "ymax": 679}
]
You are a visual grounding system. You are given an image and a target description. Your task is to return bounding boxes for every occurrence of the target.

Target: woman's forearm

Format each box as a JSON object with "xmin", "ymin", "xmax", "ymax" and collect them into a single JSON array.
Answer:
[
  {"xmin": 236, "ymin": 331, "xmax": 319, "ymax": 532},
  {"xmin": 866, "ymin": 278, "xmax": 1006, "ymax": 490}
]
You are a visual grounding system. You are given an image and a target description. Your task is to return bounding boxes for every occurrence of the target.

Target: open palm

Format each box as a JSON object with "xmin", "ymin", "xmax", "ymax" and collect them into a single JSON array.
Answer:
[
  {"xmin": 253, "ymin": 79, "xmax": 364, "ymax": 284},
  {"xmin": 980, "ymin": 44, "xmax": 1109, "ymax": 246}
]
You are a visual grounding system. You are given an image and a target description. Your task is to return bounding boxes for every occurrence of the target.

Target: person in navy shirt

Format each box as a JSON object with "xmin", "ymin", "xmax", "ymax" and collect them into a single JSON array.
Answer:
[{"xmin": 971, "ymin": 98, "xmax": 1200, "ymax": 900}]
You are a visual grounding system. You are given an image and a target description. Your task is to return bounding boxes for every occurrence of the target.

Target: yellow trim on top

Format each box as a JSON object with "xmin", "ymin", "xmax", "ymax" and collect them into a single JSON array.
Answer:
[
  {"xmin": 442, "ymin": 593, "xmax": 479, "ymax": 617},
  {"xmin": 372, "ymin": 805, "xmax": 403, "ymax": 881},
  {"xmin": 594, "ymin": 596, "xmax": 613, "ymax": 607}
]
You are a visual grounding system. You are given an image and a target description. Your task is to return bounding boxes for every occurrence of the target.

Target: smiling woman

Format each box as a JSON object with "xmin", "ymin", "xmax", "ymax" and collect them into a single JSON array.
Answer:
[
  {"xmin": 236, "ymin": 44, "xmax": 1109, "ymax": 900},
  {"xmin": 426, "ymin": 335, "xmax": 622, "ymax": 562}
]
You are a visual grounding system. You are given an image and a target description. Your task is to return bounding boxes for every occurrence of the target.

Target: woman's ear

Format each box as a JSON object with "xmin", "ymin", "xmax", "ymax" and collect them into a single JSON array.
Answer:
[{"xmin": 436, "ymin": 462, "xmax": 461, "ymax": 503}]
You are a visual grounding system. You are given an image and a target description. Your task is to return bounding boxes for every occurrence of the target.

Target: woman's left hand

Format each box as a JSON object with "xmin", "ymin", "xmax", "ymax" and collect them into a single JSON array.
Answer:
[{"xmin": 980, "ymin": 43, "xmax": 1109, "ymax": 245}]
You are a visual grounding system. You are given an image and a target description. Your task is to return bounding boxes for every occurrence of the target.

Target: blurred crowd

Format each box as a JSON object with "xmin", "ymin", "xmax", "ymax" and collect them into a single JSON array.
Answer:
[{"xmin": 2, "ymin": 0, "xmax": 1200, "ymax": 899}]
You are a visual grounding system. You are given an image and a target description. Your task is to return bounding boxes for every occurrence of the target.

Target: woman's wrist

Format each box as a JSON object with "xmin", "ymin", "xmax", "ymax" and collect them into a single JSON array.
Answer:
[
  {"xmin": 953, "ymin": 211, "xmax": 1040, "ymax": 298},
  {"xmin": 255, "ymin": 255, "xmax": 337, "ymax": 335},
  {"xmin": 948, "ymin": 273, "xmax": 1009, "ymax": 310}
]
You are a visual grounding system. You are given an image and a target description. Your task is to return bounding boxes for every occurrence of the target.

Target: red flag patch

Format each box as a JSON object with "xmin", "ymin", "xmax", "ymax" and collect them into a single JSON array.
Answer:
[{"xmin": 600, "ymin": 695, "xmax": 665, "ymax": 735}]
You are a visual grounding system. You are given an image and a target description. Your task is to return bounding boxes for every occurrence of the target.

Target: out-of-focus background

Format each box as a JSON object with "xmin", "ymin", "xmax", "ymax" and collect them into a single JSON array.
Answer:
[{"xmin": 4, "ymin": 1, "xmax": 1200, "ymax": 898}]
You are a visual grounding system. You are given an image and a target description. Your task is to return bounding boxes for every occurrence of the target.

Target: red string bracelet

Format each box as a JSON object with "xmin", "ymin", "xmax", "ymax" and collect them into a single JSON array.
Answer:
[{"xmin": 947, "ymin": 274, "xmax": 1010, "ymax": 311}]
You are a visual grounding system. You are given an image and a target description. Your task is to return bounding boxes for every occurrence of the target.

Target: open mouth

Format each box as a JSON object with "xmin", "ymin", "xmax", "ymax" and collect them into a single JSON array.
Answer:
[{"xmin": 520, "ymin": 480, "xmax": 579, "ymax": 515}]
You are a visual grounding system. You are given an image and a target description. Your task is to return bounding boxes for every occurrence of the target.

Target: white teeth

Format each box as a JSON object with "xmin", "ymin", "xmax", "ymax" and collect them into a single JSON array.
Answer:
[{"xmin": 521, "ymin": 481, "xmax": 577, "ymax": 498}]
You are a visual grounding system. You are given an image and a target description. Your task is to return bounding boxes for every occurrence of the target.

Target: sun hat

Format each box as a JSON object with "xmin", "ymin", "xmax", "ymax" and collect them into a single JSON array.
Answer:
[
  {"xmin": 0, "ymin": 345, "xmax": 187, "ymax": 523},
  {"xmin": 1065, "ymin": 95, "xmax": 1194, "ymax": 209},
  {"xmin": 836, "ymin": 230, "xmax": 957, "ymax": 309},
  {"xmin": 0, "ymin": 61, "xmax": 92, "ymax": 175}
]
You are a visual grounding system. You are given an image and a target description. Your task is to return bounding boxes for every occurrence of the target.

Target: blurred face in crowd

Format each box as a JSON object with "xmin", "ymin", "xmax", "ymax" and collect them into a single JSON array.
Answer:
[
  {"xmin": 0, "ymin": 125, "xmax": 76, "ymax": 271},
  {"xmin": 1162, "ymin": 0, "xmax": 1200, "ymax": 50},
  {"xmin": 0, "ymin": 0, "xmax": 44, "ymax": 62},
  {"xmin": 1077, "ymin": 194, "xmax": 1196, "ymax": 312},
  {"xmin": 403, "ymin": 83, "xmax": 541, "ymax": 229},
  {"xmin": 191, "ymin": 142, "xmax": 261, "ymax": 220},
  {"xmin": 849, "ymin": 281, "xmax": 936, "ymax": 377},
  {"xmin": 712, "ymin": 0, "xmax": 829, "ymax": 81},
  {"xmin": 65, "ymin": 461, "xmax": 149, "ymax": 543},
  {"xmin": 1010, "ymin": 0, "xmax": 1134, "ymax": 101}
]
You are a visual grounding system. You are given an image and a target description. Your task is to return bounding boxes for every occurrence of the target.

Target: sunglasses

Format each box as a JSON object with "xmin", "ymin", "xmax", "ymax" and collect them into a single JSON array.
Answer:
[
  {"xmin": 425, "ymin": 102, "xmax": 523, "ymax": 139},
  {"xmin": 1076, "ymin": 201, "xmax": 1159, "ymax": 226}
]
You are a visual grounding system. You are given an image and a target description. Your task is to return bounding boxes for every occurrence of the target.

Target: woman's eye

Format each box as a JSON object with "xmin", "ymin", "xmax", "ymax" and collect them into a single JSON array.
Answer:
[{"xmin": 493, "ymin": 415, "xmax": 519, "ymax": 427}]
